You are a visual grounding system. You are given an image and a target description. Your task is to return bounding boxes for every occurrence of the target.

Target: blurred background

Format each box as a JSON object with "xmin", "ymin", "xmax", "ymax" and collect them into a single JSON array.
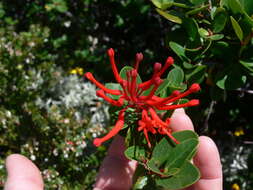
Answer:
[{"xmin": 0, "ymin": 0, "xmax": 252, "ymax": 189}]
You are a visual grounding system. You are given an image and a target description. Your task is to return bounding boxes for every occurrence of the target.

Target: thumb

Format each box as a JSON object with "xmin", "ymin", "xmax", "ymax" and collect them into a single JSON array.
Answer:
[{"xmin": 4, "ymin": 154, "xmax": 44, "ymax": 190}]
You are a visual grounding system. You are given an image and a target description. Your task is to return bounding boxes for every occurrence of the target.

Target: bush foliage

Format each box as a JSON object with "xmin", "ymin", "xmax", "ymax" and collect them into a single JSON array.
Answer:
[{"xmin": 0, "ymin": 0, "xmax": 252, "ymax": 189}]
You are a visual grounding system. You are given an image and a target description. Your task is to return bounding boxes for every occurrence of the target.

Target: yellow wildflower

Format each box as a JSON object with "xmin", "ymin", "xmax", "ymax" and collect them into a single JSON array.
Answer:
[
  {"xmin": 69, "ymin": 67, "xmax": 84, "ymax": 75},
  {"xmin": 232, "ymin": 183, "xmax": 240, "ymax": 190},
  {"xmin": 234, "ymin": 128, "xmax": 244, "ymax": 137}
]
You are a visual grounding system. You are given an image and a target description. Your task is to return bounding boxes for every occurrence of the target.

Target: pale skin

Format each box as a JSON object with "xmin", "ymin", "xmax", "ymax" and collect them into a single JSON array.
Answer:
[{"xmin": 4, "ymin": 109, "xmax": 222, "ymax": 190}]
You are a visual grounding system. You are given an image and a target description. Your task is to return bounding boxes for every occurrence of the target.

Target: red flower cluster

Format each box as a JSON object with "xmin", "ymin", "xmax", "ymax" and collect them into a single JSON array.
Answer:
[{"xmin": 85, "ymin": 48, "xmax": 200, "ymax": 147}]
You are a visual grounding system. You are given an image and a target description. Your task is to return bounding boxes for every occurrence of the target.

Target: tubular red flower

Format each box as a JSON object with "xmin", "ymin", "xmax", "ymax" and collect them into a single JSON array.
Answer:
[
  {"xmin": 85, "ymin": 72, "xmax": 122, "ymax": 95},
  {"xmin": 107, "ymin": 48, "xmax": 123, "ymax": 83},
  {"xmin": 85, "ymin": 48, "xmax": 200, "ymax": 147},
  {"xmin": 158, "ymin": 56, "xmax": 174, "ymax": 76},
  {"xmin": 135, "ymin": 53, "xmax": 143, "ymax": 71},
  {"xmin": 93, "ymin": 109, "xmax": 126, "ymax": 147},
  {"xmin": 156, "ymin": 99, "xmax": 200, "ymax": 110},
  {"xmin": 96, "ymin": 90, "xmax": 124, "ymax": 107},
  {"xmin": 149, "ymin": 83, "xmax": 201, "ymax": 106}
]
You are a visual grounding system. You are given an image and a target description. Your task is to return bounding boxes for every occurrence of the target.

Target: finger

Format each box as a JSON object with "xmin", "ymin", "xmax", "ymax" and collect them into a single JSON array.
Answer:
[
  {"xmin": 170, "ymin": 108, "xmax": 194, "ymax": 132},
  {"xmin": 94, "ymin": 136, "xmax": 137, "ymax": 190},
  {"xmin": 192, "ymin": 136, "xmax": 223, "ymax": 190},
  {"xmin": 4, "ymin": 154, "xmax": 44, "ymax": 190}
]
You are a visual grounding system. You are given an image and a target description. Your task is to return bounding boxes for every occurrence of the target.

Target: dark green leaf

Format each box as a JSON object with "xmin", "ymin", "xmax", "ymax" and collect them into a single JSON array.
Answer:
[
  {"xmin": 216, "ymin": 66, "xmax": 247, "ymax": 90},
  {"xmin": 125, "ymin": 145, "xmax": 146, "ymax": 162},
  {"xmin": 172, "ymin": 130, "xmax": 198, "ymax": 142},
  {"xmin": 213, "ymin": 8, "xmax": 228, "ymax": 33},
  {"xmin": 147, "ymin": 159, "xmax": 179, "ymax": 176},
  {"xmin": 228, "ymin": 0, "xmax": 244, "ymax": 14},
  {"xmin": 165, "ymin": 139, "xmax": 198, "ymax": 169},
  {"xmin": 156, "ymin": 162, "xmax": 200, "ymax": 189},
  {"xmin": 240, "ymin": 60, "xmax": 253, "ymax": 76},
  {"xmin": 189, "ymin": 0, "xmax": 208, "ymax": 6},
  {"xmin": 185, "ymin": 65, "xmax": 207, "ymax": 84},
  {"xmin": 151, "ymin": 138, "xmax": 173, "ymax": 165},
  {"xmin": 239, "ymin": 0, "xmax": 253, "ymax": 16},
  {"xmin": 183, "ymin": 18, "xmax": 199, "ymax": 41}
]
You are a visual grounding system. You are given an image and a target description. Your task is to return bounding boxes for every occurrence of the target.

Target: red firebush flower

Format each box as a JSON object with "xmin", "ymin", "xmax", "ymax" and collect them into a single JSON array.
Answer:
[{"xmin": 85, "ymin": 48, "xmax": 200, "ymax": 147}]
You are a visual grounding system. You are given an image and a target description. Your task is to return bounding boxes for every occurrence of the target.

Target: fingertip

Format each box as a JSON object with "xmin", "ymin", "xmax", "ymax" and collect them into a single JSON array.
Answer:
[
  {"xmin": 5, "ymin": 154, "xmax": 43, "ymax": 190},
  {"xmin": 170, "ymin": 108, "xmax": 194, "ymax": 132}
]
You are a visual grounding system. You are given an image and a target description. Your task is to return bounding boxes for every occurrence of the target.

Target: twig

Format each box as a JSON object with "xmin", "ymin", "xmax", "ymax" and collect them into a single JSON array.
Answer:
[{"xmin": 203, "ymin": 100, "xmax": 216, "ymax": 133}]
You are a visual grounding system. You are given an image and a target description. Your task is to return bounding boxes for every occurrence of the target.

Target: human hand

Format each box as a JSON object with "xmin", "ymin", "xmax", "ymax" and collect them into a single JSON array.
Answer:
[
  {"xmin": 94, "ymin": 108, "xmax": 223, "ymax": 190},
  {"xmin": 3, "ymin": 109, "xmax": 222, "ymax": 190}
]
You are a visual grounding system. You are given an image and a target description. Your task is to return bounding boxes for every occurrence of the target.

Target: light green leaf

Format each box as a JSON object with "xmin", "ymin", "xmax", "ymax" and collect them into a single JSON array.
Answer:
[
  {"xmin": 169, "ymin": 42, "xmax": 189, "ymax": 62},
  {"xmin": 167, "ymin": 67, "xmax": 184, "ymax": 85},
  {"xmin": 230, "ymin": 16, "xmax": 243, "ymax": 41},
  {"xmin": 105, "ymin": 83, "xmax": 122, "ymax": 100},
  {"xmin": 156, "ymin": 9, "xmax": 182, "ymax": 24},
  {"xmin": 198, "ymin": 28, "xmax": 209, "ymax": 38},
  {"xmin": 207, "ymin": 34, "xmax": 224, "ymax": 41},
  {"xmin": 119, "ymin": 66, "xmax": 142, "ymax": 84}
]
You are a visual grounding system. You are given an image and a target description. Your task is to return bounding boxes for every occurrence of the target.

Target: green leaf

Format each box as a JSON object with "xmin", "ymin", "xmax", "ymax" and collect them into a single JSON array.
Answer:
[
  {"xmin": 207, "ymin": 34, "xmax": 224, "ymax": 41},
  {"xmin": 230, "ymin": 16, "xmax": 243, "ymax": 41},
  {"xmin": 105, "ymin": 83, "xmax": 122, "ymax": 100},
  {"xmin": 182, "ymin": 18, "xmax": 199, "ymax": 41},
  {"xmin": 185, "ymin": 65, "xmax": 206, "ymax": 84},
  {"xmin": 151, "ymin": 0, "xmax": 172, "ymax": 9},
  {"xmin": 216, "ymin": 66, "xmax": 247, "ymax": 90},
  {"xmin": 172, "ymin": 130, "xmax": 198, "ymax": 142},
  {"xmin": 198, "ymin": 28, "xmax": 209, "ymax": 38},
  {"xmin": 186, "ymin": 5, "xmax": 209, "ymax": 16},
  {"xmin": 239, "ymin": 0, "xmax": 253, "ymax": 16},
  {"xmin": 167, "ymin": 67, "xmax": 184, "ymax": 85},
  {"xmin": 165, "ymin": 139, "xmax": 198, "ymax": 169},
  {"xmin": 147, "ymin": 159, "xmax": 179, "ymax": 176},
  {"xmin": 213, "ymin": 8, "xmax": 228, "ymax": 33},
  {"xmin": 228, "ymin": 0, "xmax": 244, "ymax": 14},
  {"xmin": 119, "ymin": 66, "xmax": 142, "ymax": 84},
  {"xmin": 156, "ymin": 162, "xmax": 200, "ymax": 189},
  {"xmin": 124, "ymin": 145, "xmax": 146, "ymax": 162},
  {"xmin": 189, "ymin": 0, "xmax": 208, "ymax": 6},
  {"xmin": 240, "ymin": 60, "xmax": 253, "ymax": 76},
  {"xmin": 169, "ymin": 42, "xmax": 189, "ymax": 62},
  {"xmin": 151, "ymin": 138, "xmax": 173, "ymax": 165},
  {"xmin": 157, "ymin": 67, "xmax": 187, "ymax": 94},
  {"xmin": 156, "ymin": 9, "xmax": 182, "ymax": 24},
  {"xmin": 156, "ymin": 78, "xmax": 170, "ymax": 95}
]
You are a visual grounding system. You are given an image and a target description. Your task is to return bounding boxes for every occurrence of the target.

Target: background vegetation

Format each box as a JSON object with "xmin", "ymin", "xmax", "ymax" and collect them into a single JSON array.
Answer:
[{"xmin": 0, "ymin": 0, "xmax": 252, "ymax": 189}]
